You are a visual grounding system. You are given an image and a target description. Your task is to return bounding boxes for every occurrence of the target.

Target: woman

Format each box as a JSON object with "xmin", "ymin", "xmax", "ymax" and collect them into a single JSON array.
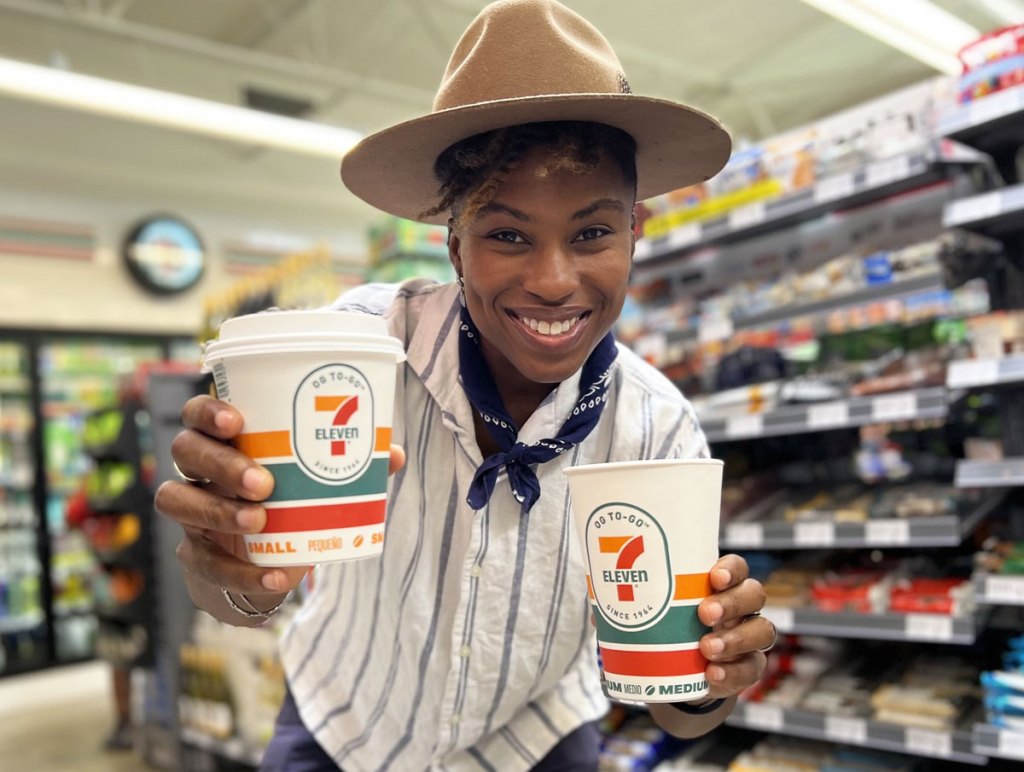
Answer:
[{"xmin": 157, "ymin": 2, "xmax": 775, "ymax": 770}]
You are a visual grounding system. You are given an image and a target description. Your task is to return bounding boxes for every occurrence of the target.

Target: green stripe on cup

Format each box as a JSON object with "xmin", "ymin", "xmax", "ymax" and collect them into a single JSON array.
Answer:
[
  {"xmin": 593, "ymin": 603, "xmax": 710, "ymax": 646},
  {"xmin": 263, "ymin": 458, "xmax": 388, "ymax": 502}
]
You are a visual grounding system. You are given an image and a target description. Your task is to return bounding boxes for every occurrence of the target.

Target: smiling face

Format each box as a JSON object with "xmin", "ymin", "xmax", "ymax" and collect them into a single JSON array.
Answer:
[{"xmin": 449, "ymin": 144, "xmax": 635, "ymax": 399}]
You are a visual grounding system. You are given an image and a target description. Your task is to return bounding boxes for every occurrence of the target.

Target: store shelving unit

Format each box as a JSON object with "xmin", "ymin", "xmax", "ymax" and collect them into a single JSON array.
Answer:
[
  {"xmin": 973, "ymin": 573, "xmax": 1024, "ymax": 606},
  {"xmin": 702, "ymin": 387, "xmax": 948, "ymax": 443},
  {"xmin": 763, "ymin": 605, "xmax": 976, "ymax": 644},
  {"xmin": 635, "ymin": 149, "xmax": 977, "ymax": 265},
  {"xmin": 727, "ymin": 702, "xmax": 987, "ymax": 766},
  {"xmin": 944, "ymin": 183, "xmax": 1024, "ymax": 235},
  {"xmin": 947, "ymin": 354, "xmax": 1024, "ymax": 389},
  {"xmin": 723, "ymin": 489, "xmax": 1005, "ymax": 550}
]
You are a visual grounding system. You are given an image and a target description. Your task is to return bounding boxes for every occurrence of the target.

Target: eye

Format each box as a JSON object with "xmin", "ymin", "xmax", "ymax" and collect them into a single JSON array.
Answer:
[
  {"xmin": 575, "ymin": 227, "xmax": 611, "ymax": 242},
  {"xmin": 490, "ymin": 230, "xmax": 526, "ymax": 244}
]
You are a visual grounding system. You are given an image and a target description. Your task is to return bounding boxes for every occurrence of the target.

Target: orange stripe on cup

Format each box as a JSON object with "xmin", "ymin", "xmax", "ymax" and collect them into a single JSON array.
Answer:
[
  {"xmin": 600, "ymin": 646, "xmax": 706, "ymax": 678},
  {"xmin": 673, "ymin": 573, "xmax": 712, "ymax": 601},
  {"xmin": 263, "ymin": 499, "xmax": 386, "ymax": 534},
  {"xmin": 237, "ymin": 430, "xmax": 291, "ymax": 459},
  {"xmin": 586, "ymin": 575, "xmax": 595, "ymax": 600},
  {"xmin": 236, "ymin": 427, "xmax": 393, "ymax": 459}
]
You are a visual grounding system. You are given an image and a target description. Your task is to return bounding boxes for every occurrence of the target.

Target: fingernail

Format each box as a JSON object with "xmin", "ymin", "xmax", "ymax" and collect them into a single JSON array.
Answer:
[
  {"xmin": 261, "ymin": 572, "xmax": 284, "ymax": 592},
  {"xmin": 716, "ymin": 568, "xmax": 732, "ymax": 586},
  {"xmin": 243, "ymin": 467, "xmax": 269, "ymax": 494},
  {"xmin": 707, "ymin": 637, "xmax": 725, "ymax": 656},
  {"xmin": 236, "ymin": 507, "xmax": 262, "ymax": 531},
  {"xmin": 214, "ymin": 411, "xmax": 234, "ymax": 431},
  {"xmin": 704, "ymin": 601, "xmax": 723, "ymax": 624},
  {"xmin": 708, "ymin": 665, "xmax": 725, "ymax": 682}
]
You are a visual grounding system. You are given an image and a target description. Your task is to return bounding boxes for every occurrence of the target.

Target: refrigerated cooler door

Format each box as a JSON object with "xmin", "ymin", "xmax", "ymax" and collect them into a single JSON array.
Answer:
[
  {"xmin": 0, "ymin": 339, "xmax": 47, "ymax": 675},
  {"xmin": 39, "ymin": 337, "xmax": 164, "ymax": 662}
]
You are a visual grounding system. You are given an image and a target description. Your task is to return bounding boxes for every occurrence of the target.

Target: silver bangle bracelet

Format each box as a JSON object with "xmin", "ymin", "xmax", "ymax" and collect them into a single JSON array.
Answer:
[{"xmin": 220, "ymin": 588, "xmax": 285, "ymax": 620}]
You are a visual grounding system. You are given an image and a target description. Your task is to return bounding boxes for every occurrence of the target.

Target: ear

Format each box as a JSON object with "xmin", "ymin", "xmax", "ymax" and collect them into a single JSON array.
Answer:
[{"xmin": 448, "ymin": 219, "xmax": 464, "ymax": 277}]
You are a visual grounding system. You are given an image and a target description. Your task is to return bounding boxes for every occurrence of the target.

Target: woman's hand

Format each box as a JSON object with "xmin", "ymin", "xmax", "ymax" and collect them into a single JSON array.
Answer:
[
  {"xmin": 696, "ymin": 554, "xmax": 774, "ymax": 698},
  {"xmin": 155, "ymin": 395, "xmax": 406, "ymax": 618}
]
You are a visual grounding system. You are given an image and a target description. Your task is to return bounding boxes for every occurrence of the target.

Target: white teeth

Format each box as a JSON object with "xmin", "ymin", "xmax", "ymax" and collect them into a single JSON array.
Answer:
[{"xmin": 520, "ymin": 316, "xmax": 580, "ymax": 336}]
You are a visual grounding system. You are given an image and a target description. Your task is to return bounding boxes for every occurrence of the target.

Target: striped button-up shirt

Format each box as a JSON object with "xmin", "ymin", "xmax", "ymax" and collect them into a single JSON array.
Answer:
[{"xmin": 279, "ymin": 279, "xmax": 709, "ymax": 771}]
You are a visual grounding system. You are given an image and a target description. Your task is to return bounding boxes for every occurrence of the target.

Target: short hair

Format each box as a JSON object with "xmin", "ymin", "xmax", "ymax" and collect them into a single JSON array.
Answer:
[{"xmin": 423, "ymin": 121, "xmax": 638, "ymax": 224}]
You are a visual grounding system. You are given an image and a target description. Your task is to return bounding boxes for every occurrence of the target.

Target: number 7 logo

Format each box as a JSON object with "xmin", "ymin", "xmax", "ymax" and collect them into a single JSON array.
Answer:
[
  {"xmin": 599, "ymin": 535, "xmax": 645, "ymax": 601},
  {"xmin": 315, "ymin": 395, "xmax": 359, "ymax": 455}
]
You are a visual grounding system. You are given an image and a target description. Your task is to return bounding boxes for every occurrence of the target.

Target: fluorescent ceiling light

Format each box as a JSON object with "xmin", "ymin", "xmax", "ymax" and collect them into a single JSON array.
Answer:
[
  {"xmin": 974, "ymin": 0, "xmax": 1024, "ymax": 25},
  {"xmin": 800, "ymin": 0, "xmax": 980, "ymax": 75},
  {"xmin": 0, "ymin": 57, "xmax": 362, "ymax": 159}
]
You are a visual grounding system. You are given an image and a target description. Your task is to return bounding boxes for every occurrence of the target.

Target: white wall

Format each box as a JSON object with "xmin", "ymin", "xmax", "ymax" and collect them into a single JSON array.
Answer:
[{"xmin": 0, "ymin": 186, "xmax": 369, "ymax": 336}]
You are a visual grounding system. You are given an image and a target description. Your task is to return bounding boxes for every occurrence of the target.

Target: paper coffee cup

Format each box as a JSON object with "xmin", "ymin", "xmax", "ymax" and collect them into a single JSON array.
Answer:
[
  {"xmin": 203, "ymin": 310, "xmax": 405, "ymax": 567},
  {"xmin": 565, "ymin": 459, "xmax": 723, "ymax": 703}
]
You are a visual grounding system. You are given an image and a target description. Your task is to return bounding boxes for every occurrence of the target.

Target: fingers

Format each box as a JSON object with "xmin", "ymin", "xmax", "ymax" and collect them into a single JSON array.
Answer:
[
  {"xmin": 389, "ymin": 444, "xmax": 406, "ymax": 476},
  {"xmin": 705, "ymin": 651, "xmax": 768, "ymax": 698},
  {"xmin": 180, "ymin": 395, "xmax": 243, "ymax": 440},
  {"xmin": 177, "ymin": 528, "xmax": 307, "ymax": 595},
  {"xmin": 170, "ymin": 429, "xmax": 273, "ymax": 502},
  {"xmin": 700, "ymin": 613, "xmax": 777, "ymax": 661},
  {"xmin": 709, "ymin": 553, "xmax": 750, "ymax": 592},
  {"xmin": 698, "ymin": 576, "xmax": 766, "ymax": 627},
  {"xmin": 156, "ymin": 480, "xmax": 267, "ymax": 534}
]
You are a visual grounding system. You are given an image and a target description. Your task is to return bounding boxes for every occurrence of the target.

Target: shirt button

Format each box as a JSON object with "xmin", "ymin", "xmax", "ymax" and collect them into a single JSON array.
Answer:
[
  {"xmin": 459, "ymin": 645, "xmax": 471, "ymax": 658},
  {"xmin": 470, "ymin": 564, "xmax": 482, "ymax": 577},
  {"xmin": 450, "ymin": 714, "xmax": 460, "ymax": 726}
]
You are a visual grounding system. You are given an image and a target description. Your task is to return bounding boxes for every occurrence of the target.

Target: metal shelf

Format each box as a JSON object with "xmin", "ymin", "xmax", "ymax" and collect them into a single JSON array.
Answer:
[
  {"xmin": 972, "ymin": 723, "xmax": 1024, "ymax": 762},
  {"xmin": 947, "ymin": 354, "xmax": 1024, "ymax": 389},
  {"xmin": 0, "ymin": 610, "xmax": 44, "ymax": 634},
  {"xmin": 940, "ymin": 86, "xmax": 1024, "ymax": 157},
  {"xmin": 722, "ymin": 490, "xmax": 1003, "ymax": 551},
  {"xmin": 955, "ymin": 458, "xmax": 1024, "ymax": 488},
  {"xmin": 944, "ymin": 183, "xmax": 1024, "ymax": 237},
  {"xmin": 636, "ymin": 152, "xmax": 956, "ymax": 264},
  {"xmin": 762, "ymin": 605, "xmax": 976, "ymax": 644},
  {"xmin": 973, "ymin": 573, "xmax": 1024, "ymax": 606},
  {"xmin": 703, "ymin": 387, "xmax": 948, "ymax": 443},
  {"xmin": 728, "ymin": 702, "xmax": 987, "ymax": 765}
]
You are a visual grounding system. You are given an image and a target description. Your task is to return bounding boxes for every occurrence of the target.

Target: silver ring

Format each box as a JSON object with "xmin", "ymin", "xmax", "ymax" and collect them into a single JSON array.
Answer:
[
  {"xmin": 748, "ymin": 611, "xmax": 778, "ymax": 653},
  {"xmin": 173, "ymin": 460, "xmax": 211, "ymax": 486}
]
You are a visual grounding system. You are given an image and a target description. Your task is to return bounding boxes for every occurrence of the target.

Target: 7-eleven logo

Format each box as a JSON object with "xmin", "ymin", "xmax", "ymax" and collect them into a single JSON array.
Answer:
[
  {"xmin": 599, "ymin": 535, "xmax": 646, "ymax": 601},
  {"xmin": 314, "ymin": 395, "xmax": 359, "ymax": 455}
]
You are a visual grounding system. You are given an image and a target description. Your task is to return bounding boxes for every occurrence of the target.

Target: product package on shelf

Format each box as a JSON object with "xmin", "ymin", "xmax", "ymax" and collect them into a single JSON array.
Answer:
[{"xmin": 957, "ymin": 24, "xmax": 1024, "ymax": 104}]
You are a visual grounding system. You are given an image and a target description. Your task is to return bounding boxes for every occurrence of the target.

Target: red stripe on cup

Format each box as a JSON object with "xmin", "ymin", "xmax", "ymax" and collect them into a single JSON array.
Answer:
[
  {"xmin": 600, "ymin": 646, "xmax": 706, "ymax": 678},
  {"xmin": 262, "ymin": 499, "xmax": 386, "ymax": 533}
]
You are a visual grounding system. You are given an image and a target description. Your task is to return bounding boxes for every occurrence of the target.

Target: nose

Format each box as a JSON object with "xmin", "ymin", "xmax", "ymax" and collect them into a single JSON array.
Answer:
[{"xmin": 522, "ymin": 243, "xmax": 578, "ymax": 303}]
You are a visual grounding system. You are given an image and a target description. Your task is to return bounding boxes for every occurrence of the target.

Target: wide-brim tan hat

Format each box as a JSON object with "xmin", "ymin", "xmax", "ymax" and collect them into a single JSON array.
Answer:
[{"xmin": 341, "ymin": 0, "xmax": 731, "ymax": 224}]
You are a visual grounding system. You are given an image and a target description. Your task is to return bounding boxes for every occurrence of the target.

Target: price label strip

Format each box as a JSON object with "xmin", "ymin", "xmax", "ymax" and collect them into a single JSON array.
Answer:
[
  {"xmin": 795, "ymin": 522, "xmax": 835, "ymax": 547},
  {"xmin": 872, "ymin": 393, "xmax": 917, "ymax": 422},
  {"xmin": 762, "ymin": 606, "xmax": 795, "ymax": 634},
  {"xmin": 825, "ymin": 716, "xmax": 868, "ymax": 745},
  {"xmin": 905, "ymin": 728, "xmax": 953, "ymax": 758},
  {"xmin": 947, "ymin": 359, "xmax": 1000, "ymax": 388},
  {"xmin": 743, "ymin": 703, "xmax": 784, "ymax": 732},
  {"xmin": 728, "ymin": 201, "xmax": 767, "ymax": 231},
  {"xmin": 865, "ymin": 519, "xmax": 911, "ymax": 546},
  {"xmin": 726, "ymin": 523, "xmax": 764, "ymax": 548},
  {"xmin": 667, "ymin": 222, "xmax": 702, "ymax": 250},
  {"xmin": 808, "ymin": 401, "xmax": 849, "ymax": 429},
  {"xmin": 984, "ymin": 576, "xmax": 1024, "ymax": 605},
  {"xmin": 904, "ymin": 614, "xmax": 954, "ymax": 642},
  {"xmin": 865, "ymin": 156, "xmax": 911, "ymax": 188},
  {"xmin": 948, "ymin": 191, "xmax": 1002, "ymax": 225},
  {"xmin": 726, "ymin": 414, "xmax": 763, "ymax": 439},
  {"xmin": 814, "ymin": 173, "xmax": 855, "ymax": 204},
  {"xmin": 998, "ymin": 729, "xmax": 1024, "ymax": 760}
]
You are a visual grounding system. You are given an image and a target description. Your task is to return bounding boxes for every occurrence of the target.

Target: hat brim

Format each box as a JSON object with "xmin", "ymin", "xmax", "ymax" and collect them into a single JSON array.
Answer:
[{"xmin": 341, "ymin": 93, "xmax": 731, "ymax": 224}]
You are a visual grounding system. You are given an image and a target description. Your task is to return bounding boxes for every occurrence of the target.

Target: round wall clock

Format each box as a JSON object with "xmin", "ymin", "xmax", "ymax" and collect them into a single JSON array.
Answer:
[{"xmin": 123, "ymin": 215, "xmax": 205, "ymax": 295}]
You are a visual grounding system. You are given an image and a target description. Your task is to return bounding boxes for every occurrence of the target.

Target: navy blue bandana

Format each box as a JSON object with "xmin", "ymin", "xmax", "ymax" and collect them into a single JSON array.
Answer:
[{"xmin": 459, "ymin": 305, "xmax": 618, "ymax": 514}]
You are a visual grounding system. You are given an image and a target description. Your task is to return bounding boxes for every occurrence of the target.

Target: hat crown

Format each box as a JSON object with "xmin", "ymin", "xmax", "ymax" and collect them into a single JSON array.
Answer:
[{"xmin": 433, "ymin": 0, "xmax": 629, "ymax": 112}]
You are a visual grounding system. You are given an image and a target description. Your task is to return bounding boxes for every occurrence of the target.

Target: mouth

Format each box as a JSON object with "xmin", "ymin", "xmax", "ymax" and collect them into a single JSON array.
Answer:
[{"xmin": 507, "ymin": 310, "xmax": 591, "ymax": 344}]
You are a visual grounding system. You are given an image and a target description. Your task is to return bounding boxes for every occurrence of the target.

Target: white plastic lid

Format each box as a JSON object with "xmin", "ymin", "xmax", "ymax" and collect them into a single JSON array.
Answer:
[{"xmin": 203, "ymin": 309, "xmax": 406, "ymax": 364}]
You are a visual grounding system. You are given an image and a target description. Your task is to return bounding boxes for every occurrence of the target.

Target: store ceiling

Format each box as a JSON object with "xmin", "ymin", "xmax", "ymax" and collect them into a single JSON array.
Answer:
[{"xmin": 0, "ymin": 0, "xmax": 1017, "ymax": 241}]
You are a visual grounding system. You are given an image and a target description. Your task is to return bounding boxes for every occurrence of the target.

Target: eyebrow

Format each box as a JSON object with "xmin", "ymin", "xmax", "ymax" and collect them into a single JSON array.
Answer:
[{"xmin": 476, "ymin": 198, "xmax": 626, "ymax": 222}]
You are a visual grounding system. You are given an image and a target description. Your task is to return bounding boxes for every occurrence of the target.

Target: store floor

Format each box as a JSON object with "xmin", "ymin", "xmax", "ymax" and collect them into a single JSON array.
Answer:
[{"xmin": 0, "ymin": 660, "xmax": 152, "ymax": 771}]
